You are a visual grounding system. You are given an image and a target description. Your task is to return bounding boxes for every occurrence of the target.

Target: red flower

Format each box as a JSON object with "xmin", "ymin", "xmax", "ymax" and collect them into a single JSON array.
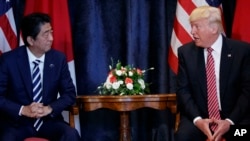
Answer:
[
  {"xmin": 125, "ymin": 77, "xmax": 133, "ymax": 84},
  {"xmin": 109, "ymin": 75, "xmax": 117, "ymax": 83}
]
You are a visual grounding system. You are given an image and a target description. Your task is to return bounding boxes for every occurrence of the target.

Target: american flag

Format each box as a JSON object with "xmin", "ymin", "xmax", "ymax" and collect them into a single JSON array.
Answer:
[
  {"xmin": 0, "ymin": 0, "xmax": 18, "ymax": 55},
  {"xmin": 168, "ymin": 0, "xmax": 223, "ymax": 74}
]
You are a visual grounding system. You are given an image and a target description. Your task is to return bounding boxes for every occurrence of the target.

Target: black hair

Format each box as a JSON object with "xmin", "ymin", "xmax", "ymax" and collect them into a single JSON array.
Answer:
[{"xmin": 21, "ymin": 12, "xmax": 51, "ymax": 46}]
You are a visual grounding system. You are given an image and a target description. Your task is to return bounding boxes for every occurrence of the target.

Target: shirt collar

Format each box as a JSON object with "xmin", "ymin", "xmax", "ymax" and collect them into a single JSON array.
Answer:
[
  {"xmin": 26, "ymin": 47, "xmax": 45, "ymax": 63},
  {"xmin": 210, "ymin": 34, "xmax": 222, "ymax": 53}
]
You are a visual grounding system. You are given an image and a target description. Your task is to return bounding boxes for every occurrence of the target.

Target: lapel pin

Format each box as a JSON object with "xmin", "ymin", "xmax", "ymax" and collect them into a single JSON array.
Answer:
[
  {"xmin": 227, "ymin": 54, "xmax": 231, "ymax": 57},
  {"xmin": 49, "ymin": 64, "xmax": 54, "ymax": 68}
]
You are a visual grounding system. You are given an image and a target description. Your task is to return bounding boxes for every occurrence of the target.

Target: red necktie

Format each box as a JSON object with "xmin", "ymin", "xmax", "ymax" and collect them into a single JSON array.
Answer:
[{"xmin": 206, "ymin": 47, "xmax": 220, "ymax": 131}]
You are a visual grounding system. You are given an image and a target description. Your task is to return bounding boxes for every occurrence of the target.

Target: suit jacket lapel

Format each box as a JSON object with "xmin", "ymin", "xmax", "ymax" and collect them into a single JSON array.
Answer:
[
  {"xmin": 197, "ymin": 47, "xmax": 207, "ymax": 98},
  {"xmin": 220, "ymin": 37, "xmax": 233, "ymax": 99},
  {"xmin": 17, "ymin": 46, "xmax": 33, "ymax": 100},
  {"xmin": 42, "ymin": 50, "xmax": 54, "ymax": 101}
]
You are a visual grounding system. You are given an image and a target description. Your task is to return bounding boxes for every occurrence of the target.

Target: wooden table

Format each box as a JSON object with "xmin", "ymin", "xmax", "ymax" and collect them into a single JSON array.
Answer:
[{"xmin": 77, "ymin": 93, "xmax": 177, "ymax": 141}]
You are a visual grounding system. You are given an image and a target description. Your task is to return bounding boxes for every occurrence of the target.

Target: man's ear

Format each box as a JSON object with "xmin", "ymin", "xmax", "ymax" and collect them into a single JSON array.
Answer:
[
  {"xmin": 27, "ymin": 36, "xmax": 34, "ymax": 46},
  {"xmin": 210, "ymin": 23, "xmax": 219, "ymax": 34}
]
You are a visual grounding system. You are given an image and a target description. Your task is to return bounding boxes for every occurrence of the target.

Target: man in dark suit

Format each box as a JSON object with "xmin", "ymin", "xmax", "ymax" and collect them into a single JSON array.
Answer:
[
  {"xmin": 175, "ymin": 6, "xmax": 250, "ymax": 141},
  {"xmin": 0, "ymin": 13, "xmax": 80, "ymax": 141}
]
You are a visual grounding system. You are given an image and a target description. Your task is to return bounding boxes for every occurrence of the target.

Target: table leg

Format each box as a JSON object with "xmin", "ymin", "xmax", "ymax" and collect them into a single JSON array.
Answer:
[{"xmin": 119, "ymin": 111, "xmax": 131, "ymax": 141}]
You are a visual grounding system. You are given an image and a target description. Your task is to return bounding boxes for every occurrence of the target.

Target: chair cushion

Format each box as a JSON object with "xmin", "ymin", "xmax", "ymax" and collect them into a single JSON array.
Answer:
[{"xmin": 24, "ymin": 137, "xmax": 49, "ymax": 141}]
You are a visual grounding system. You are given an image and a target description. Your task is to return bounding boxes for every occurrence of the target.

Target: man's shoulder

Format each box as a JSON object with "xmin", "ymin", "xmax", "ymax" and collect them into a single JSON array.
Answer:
[
  {"xmin": 46, "ymin": 48, "xmax": 66, "ymax": 58},
  {"xmin": 0, "ymin": 46, "xmax": 26, "ymax": 59},
  {"xmin": 45, "ymin": 49, "xmax": 68, "ymax": 65},
  {"xmin": 178, "ymin": 42, "xmax": 197, "ymax": 53},
  {"xmin": 225, "ymin": 37, "xmax": 250, "ymax": 48}
]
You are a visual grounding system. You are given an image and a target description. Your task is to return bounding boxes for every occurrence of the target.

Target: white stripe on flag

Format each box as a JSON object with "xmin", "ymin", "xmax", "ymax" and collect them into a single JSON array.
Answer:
[
  {"xmin": 168, "ymin": 0, "xmax": 223, "ymax": 74},
  {"xmin": 0, "ymin": 28, "xmax": 11, "ymax": 53}
]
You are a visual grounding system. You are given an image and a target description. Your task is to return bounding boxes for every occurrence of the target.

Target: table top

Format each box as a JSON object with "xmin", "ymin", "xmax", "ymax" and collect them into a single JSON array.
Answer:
[{"xmin": 77, "ymin": 93, "xmax": 176, "ymax": 112}]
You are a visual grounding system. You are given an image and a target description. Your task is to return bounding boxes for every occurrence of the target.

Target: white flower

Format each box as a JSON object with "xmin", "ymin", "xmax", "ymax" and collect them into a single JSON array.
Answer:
[
  {"xmin": 128, "ymin": 71, "xmax": 133, "ymax": 76},
  {"xmin": 98, "ymin": 60, "xmax": 153, "ymax": 95},
  {"xmin": 104, "ymin": 82, "xmax": 112, "ymax": 89},
  {"xmin": 138, "ymin": 79, "xmax": 145, "ymax": 89},
  {"xmin": 116, "ymin": 70, "xmax": 122, "ymax": 76},
  {"xmin": 118, "ymin": 80, "xmax": 124, "ymax": 85},
  {"xmin": 112, "ymin": 82, "xmax": 121, "ymax": 89},
  {"xmin": 126, "ymin": 83, "xmax": 133, "ymax": 90}
]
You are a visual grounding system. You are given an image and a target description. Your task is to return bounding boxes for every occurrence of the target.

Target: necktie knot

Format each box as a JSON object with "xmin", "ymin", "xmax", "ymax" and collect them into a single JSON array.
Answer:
[
  {"xmin": 207, "ymin": 47, "xmax": 213, "ymax": 54},
  {"xmin": 33, "ymin": 59, "xmax": 41, "ymax": 66}
]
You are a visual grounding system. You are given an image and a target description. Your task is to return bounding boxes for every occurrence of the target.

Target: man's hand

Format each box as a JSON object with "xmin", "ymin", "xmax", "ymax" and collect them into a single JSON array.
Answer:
[
  {"xmin": 21, "ymin": 102, "xmax": 37, "ymax": 118},
  {"xmin": 195, "ymin": 118, "xmax": 214, "ymax": 140},
  {"xmin": 195, "ymin": 118, "xmax": 231, "ymax": 141},
  {"xmin": 21, "ymin": 102, "xmax": 53, "ymax": 118},
  {"xmin": 212, "ymin": 119, "xmax": 231, "ymax": 141},
  {"xmin": 35, "ymin": 104, "xmax": 53, "ymax": 118}
]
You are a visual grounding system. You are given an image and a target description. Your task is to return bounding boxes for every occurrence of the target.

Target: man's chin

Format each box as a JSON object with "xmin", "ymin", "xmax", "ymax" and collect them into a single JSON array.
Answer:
[
  {"xmin": 194, "ymin": 41, "xmax": 201, "ymax": 46},
  {"xmin": 194, "ymin": 41, "xmax": 204, "ymax": 47},
  {"xmin": 45, "ymin": 48, "xmax": 51, "ymax": 53}
]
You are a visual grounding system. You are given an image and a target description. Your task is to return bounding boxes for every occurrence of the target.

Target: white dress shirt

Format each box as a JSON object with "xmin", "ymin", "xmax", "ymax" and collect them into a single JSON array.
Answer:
[
  {"xmin": 193, "ymin": 35, "xmax": 234, "ymax": 125},
  {"xmin": 19, "ymin": 47, "xmax": 45, "ymax": 116}
]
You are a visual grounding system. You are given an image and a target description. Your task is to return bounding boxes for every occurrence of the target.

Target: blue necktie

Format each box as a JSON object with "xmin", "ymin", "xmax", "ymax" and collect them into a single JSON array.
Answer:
[{"xmin": 32, "ymin": 59, "xmax": 43, "ymax": 131}]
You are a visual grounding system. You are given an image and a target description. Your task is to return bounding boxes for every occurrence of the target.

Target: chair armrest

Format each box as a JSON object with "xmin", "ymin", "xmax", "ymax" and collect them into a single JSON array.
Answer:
[{"xmin": 68, "ymin": 104, "xmax": 79, "ymax": 128}]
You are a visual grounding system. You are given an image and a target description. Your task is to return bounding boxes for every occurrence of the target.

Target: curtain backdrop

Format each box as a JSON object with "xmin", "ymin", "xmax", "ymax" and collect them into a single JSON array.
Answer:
[
  {"xmin": 11, "ymin": 0, "xmax": 236, "ymax": 141},
  {"xmin": 70, "ymin": 1, "xmax": 177, "ymax": 141}
]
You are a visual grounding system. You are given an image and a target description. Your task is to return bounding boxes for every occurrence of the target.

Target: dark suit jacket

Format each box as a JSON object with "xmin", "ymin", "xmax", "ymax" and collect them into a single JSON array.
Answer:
[
  {"xmin": 0, "ymin": 46, "xmax": 76, "ymax": 127},
  {"xmin": 177, "ymin": 36, "xmax": 250, "ymax": 125}
]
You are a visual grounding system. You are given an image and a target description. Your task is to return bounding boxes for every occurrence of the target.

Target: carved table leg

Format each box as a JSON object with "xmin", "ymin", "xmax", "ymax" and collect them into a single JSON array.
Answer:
[{"xmin": 120, "ymin": 111, "xmax": 131, "ymax": 141}]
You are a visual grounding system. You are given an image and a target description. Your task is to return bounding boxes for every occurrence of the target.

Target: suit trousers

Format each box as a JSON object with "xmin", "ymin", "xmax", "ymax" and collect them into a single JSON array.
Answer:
[{"xmin": 0, "ymin": 119, "xmax": 80, "ymax": 141}]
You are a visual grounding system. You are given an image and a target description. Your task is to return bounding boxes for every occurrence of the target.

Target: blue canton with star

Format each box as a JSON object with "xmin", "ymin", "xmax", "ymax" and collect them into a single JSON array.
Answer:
[
  {"xmin": 206, "ymin": 0, "xmax": 222, "ymax": 7},
  {"xmin": 0, "ymin": 0, "xmax": 12, "ymax": 16}
]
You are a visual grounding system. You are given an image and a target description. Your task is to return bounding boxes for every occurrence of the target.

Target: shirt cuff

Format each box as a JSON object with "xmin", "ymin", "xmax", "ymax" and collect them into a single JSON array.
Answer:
[
  {"xmin": 193, "ymin": 116, "xmax": 202, "ymax": 124},
  {"xmin": 19, "ymin": 105, "xmax": 24, "ymax": 116},
  {"xmin": 225, "ymin": 118, "xmax": 234, "ymax": 125}
]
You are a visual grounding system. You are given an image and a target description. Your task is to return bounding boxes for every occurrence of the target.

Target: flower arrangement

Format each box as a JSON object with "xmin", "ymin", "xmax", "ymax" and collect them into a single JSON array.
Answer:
[{"xmin": 97, "ymin": 60, "xmax": 154, "ymax": 95}]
